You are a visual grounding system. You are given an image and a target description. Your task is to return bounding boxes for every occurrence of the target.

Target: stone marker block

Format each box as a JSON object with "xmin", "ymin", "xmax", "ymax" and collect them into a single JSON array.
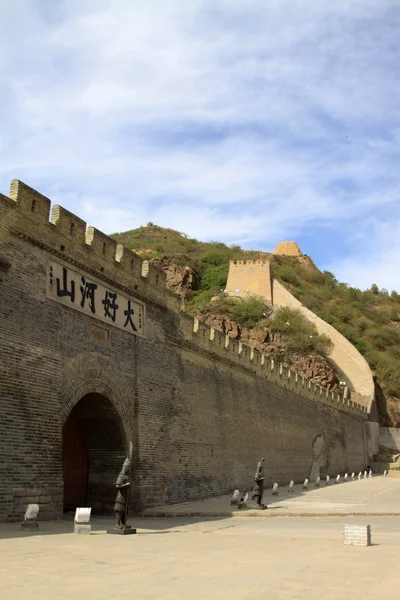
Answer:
[
  {"xmin": 237, "ymin": 503, "xmax": 248, "ymax": 510},
  {"xmin": 230, "ymin": 500, "xmax": 238, "ymax": 506},
  {"xmin": 74, "ymin": 523, "xmax": 91, "ymax": 534},
  {"xmin": 344, "ymin": 524, "xmax": 371, "ymax": 546}
]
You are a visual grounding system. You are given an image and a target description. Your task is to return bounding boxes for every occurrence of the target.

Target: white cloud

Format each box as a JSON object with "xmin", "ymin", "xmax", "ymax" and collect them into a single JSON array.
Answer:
[
  {"xmin": 325, "ymin": 220, "xmax": 400, "ymax": 293},
  {"xmin": 0, "ymin": 0, "xmax": 399, "ymax": 288}
]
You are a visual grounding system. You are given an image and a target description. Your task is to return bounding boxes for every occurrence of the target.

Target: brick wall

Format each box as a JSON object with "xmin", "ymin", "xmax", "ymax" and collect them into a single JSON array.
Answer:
[{"xmin": 0, "ymin": 180, "xmax": 369, "ymax": 521}]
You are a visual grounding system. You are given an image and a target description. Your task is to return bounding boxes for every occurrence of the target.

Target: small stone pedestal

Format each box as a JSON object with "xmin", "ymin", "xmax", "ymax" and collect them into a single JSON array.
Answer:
[
  {"xmin": 230, "ymin": 500, "xmax": 238, "ymax": 506},
  {"xmin": 237, "ymin": 503, "xmax": 248, "ymax": 510},
  {"xmin": 344, "ymin": 524, "xmax": 371, "ymax": 546},
  {"xmin": 107, "ymin": 526, "xmax": 137, "ymax": 535},
  {"xmin": 21, "ymin": 520, "xmax": 38, "ymax": 531},
  {"xmin": 74, "ymin": 523, "xmax": 91, "ymax": 534}
]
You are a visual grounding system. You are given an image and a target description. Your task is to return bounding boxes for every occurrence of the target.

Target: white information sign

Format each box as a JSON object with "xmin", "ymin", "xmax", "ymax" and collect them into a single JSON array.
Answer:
[
  {"xmin": 75, "ymin": 507, "xmax": 92, "ymax": 524},
  {"xmin": 24, "ymin": 504, "xmax": 39, "ymax": 521},
  {"xmin": 47, "ymin": 259, "xmax": 145, "ymax": 336}
]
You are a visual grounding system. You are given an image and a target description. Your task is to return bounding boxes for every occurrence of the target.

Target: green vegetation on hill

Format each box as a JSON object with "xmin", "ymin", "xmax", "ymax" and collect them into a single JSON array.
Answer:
[
  {"xmin": 204, "ymin": 297, "xmax": 331, "ymax": 355},
  {"xmin": 272, "ymin": 256, "xmax": 400, "ymax": 397},
  {"xmin": 111, "ymin": 224, "xmax": 258, "ymax": 309},
  {"xmin": 266, "ymin": 306, "xmax": 332, "ymax": 356},
  {"xmin": 112, "ymin": 224, "xmax": 400, "ymax": 401},
  {"xmin": 202, "ymin": 295, "xmax": 267, "ymax": 328}
]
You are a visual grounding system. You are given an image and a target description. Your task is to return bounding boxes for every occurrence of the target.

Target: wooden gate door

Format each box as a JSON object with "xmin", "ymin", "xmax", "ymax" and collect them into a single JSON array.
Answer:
[{"xmin": 62, "ymin": 411, "xmax": 88, "ymax": 511}]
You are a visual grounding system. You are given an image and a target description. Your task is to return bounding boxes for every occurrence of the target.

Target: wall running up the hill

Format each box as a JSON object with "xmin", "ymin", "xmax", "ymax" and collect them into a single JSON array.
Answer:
[
  {"xmin": 226, "ymin": 259, "xmax": 375, "ymax": 413},
  {"xmin": 272, "ymin": 280, "xmax": 375, "ymax": 410}
]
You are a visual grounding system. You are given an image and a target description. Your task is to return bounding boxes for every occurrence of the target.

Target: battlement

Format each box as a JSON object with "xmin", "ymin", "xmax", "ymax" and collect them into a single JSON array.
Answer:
[
  {"xmin": 0, "ymin": 180, "xmax": 174, "ymax": 308},
  {"xmin": 179, "ymin": 315, "xmax": 367, "ymax": 419},
  {"xmin": 230, "ymin": 259, "xmax": 269, "ymax": 266},
  {"xmin": 0, "ymin": 180, "xmax": 368, "ymax": 419}
]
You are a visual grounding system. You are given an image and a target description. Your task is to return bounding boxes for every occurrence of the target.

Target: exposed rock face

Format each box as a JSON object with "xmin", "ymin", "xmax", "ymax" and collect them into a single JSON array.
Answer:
[
  {"xmin": 375, "ymin": 381, "xmax": 400, "ymax": 428},
  {"xmin": 287, "ymin": 354, "xmax": 338, "ymax": 391},
  {"xmin": 192, "ymin": 311, "xmax": 339, "ymax": 392},
  {"xmin": 150, "ymin": 257, "xmax": 198, "ymax": 308}
]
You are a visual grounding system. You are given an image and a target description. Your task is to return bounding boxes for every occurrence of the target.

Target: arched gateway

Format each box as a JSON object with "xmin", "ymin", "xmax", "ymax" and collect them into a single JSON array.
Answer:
[{"xmin": 60, "ymin": 354, "xmax": 134, "ymax": 514}]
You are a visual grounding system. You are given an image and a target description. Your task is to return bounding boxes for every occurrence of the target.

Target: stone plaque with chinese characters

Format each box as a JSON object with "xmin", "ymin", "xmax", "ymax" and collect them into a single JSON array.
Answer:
[{"xmin": 47, "ymin": 259, "xmax": 145, "ymax": 337}]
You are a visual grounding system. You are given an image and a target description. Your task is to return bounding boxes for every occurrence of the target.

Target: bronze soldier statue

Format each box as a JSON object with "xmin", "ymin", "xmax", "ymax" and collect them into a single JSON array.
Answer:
[
  {"xmin": 252, "ymin": 457, "xmax": 267, "ymax": 509},
  {"xmin": 114, "ymin": 456, "xmax": 131, "ymax": 529}
]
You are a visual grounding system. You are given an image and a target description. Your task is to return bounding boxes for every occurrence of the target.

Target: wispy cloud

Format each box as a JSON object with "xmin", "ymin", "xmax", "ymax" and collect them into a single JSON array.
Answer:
[{"xmin": 1, "ymin": 1, "xmax": 399, "ymax": 289}]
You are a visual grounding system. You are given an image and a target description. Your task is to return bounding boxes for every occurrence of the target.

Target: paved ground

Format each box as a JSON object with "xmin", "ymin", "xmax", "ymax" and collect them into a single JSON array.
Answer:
[
  {"xmin": 1, "ymin": 477, "xmax": 400, "ymax": 599},
  {"xmin": 144, "ymin": 474, "xmax": 400, "ymax": 517}
]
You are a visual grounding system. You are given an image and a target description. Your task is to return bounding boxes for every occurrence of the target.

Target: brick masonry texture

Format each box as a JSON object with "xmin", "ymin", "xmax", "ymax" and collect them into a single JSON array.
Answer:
[
  {"xmin": 344, "ymin": 524, "xmax": 371, "ymax": 546},
  {"xmin": 0, "ymin": 180, "xmax": 369, "ymax": 521}
]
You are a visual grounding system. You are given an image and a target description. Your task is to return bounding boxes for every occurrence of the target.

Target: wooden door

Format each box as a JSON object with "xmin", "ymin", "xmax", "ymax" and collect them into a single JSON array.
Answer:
[{"xmin": 62, "ymin": 411, "xmax": 88, "ymax": 511}]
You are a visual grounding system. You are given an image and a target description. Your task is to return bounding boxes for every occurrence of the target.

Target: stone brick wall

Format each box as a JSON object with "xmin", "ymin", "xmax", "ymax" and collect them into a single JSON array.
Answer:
[{"xmin": 0, "ymin": 180, "xmax": 369, "ymax": 521}]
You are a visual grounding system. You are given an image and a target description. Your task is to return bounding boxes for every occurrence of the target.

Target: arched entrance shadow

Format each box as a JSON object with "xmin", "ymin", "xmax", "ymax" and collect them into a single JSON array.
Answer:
[
  {"xmin": 60, "ymin": 354, "xmax": 135, "ymax": 515},
  {"xmin": 63, "ymin": 393, "xmax": 127, "ymax": 514}
]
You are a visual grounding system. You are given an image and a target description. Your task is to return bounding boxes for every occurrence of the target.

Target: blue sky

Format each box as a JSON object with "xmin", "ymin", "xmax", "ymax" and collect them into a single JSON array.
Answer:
[{"xmin": 1, "ymin": 0, "xmax": 400, "ymax": 290}]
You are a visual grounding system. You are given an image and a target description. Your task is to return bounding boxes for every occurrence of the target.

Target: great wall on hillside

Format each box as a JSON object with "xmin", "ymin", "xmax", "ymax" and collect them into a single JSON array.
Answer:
[
  {"xmin": 225, "ymin": 241, "xmax": 375, "ymax": 412},
  {"xmin": 0, "ymin": 180, "xmax": 380, "ymax": 521}
]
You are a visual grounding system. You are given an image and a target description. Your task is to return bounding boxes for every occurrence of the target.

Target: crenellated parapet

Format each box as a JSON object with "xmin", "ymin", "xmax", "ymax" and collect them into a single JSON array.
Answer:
[
  {"xmin": 0, "ymin": 180, "xmax": 179, "ymax": 311},
  {"xmin": 0, "ymin": 179, "xmax": 368, "ymax": 419}
]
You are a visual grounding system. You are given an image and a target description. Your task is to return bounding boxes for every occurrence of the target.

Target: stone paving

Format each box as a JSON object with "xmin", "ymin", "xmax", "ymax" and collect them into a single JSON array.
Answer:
[
  {"xmin": 0, "ymin": 476, "xmax": 399, "ymax": 599},
  {"xmin": 144, "ymin": 474, "xmax": 400, "ymax": 517}
]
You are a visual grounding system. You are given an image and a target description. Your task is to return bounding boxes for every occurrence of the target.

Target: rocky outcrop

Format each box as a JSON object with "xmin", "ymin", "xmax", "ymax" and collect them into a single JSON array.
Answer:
[
  {"xmin": 192, "ymin": 311, "xmax": 339, "ymax": 392},
  {"xmin": 150, "ymin": 257, "xmax": 198, "ymax": 308},
  {"xmin": 287, "ymin": 354, "xmax": 338, "ymax": 391}
]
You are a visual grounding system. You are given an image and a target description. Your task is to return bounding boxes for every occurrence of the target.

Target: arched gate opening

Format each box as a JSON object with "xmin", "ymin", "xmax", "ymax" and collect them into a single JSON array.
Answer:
[{"xmin": 62, "ymin": 392, "xmax": 127, "ymax": 514}]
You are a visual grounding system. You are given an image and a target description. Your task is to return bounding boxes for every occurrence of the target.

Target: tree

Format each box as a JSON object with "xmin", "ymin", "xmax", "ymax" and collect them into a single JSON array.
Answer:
[{"xmin": 370, "ymin": 283, "xmax": 379, "ymax": 295}]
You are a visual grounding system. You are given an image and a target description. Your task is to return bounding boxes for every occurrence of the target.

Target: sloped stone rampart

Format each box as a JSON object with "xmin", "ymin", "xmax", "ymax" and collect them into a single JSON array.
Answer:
[{"xmin": 272, "ymin": 279, "xmax": 375, "ymax": 410}]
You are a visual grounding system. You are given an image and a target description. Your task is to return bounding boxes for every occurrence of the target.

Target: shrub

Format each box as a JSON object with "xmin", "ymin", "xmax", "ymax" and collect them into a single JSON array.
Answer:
[
  {"xmin": 267, "ymin": 308, "xmax": 331, "ymax": 355},
  {"xmin": 302, "ymin": 269, "xmax": 326, "ymax": 285},
  {"xmin": 199, "ymin": 263, "xmax": 229, "ymax": 291},
  {"xmin": 187, "ymin": 289, "xmax": 216, "ymax": 311},
  {"xmin": 231, "ymin": 298, "xmax": 266, "ymax": 327},
  {"xmin": 366, "ymin": 326, "xmax": 400, "ymax": 351},
  {"xmin": 275, "ymin": 265, "xmax": 301, "ymax": 286},
  {"xmin": 207, "ymin": 296, "xmax": 266, "ymax": 328},
  {"xmin": 370, "ymin": 283, "xmax": 379, "ymax": 295},
  {"xmin": 323, "ymin": 271, "xmax": 338, "ymax": 288}
]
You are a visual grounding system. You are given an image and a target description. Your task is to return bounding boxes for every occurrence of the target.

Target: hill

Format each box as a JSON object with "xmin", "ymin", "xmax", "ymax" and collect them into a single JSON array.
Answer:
[{"xmin": 111, "ymin": 225, "xmax": 400, "ymax": 426}]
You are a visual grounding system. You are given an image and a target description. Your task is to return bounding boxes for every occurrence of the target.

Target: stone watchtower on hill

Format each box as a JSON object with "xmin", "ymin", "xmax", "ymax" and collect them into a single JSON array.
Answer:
[
  {"xmin": 225, "ymin": 241, "xmax": 376, "ymax": 421},
  {"xmin": 273, "ymin": 240, "xmax": 302, "ymax": 256}
]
